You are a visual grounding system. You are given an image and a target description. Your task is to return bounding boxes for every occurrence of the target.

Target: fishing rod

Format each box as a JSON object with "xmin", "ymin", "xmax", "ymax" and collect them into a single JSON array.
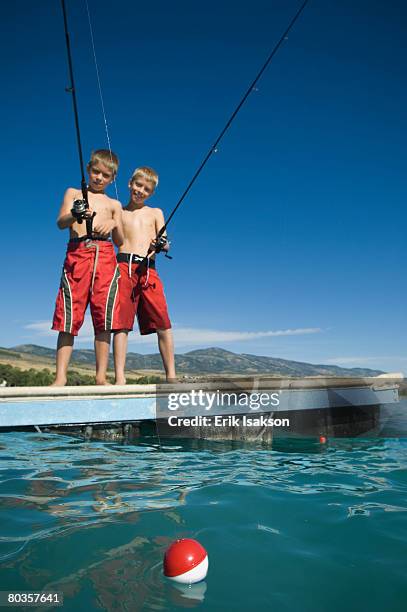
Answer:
[
  {"xmin": 61, "ymin": 0, "xmax": 94, "ymax": 233},
  {"xmin": 155, "ymin": 0, "xmax": 309, "ymax": 247}
]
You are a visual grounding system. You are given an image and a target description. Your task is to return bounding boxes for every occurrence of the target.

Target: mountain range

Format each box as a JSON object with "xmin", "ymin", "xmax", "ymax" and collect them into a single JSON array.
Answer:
[{"xmin": 6, "ymin": 344, "xmax": 385, "ymax": 377}]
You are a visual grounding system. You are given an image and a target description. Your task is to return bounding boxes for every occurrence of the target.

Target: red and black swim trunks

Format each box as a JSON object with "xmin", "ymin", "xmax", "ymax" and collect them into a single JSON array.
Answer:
[
  {"xmin": 115, "ymin": 253, "xmax": 171, "ymax": 335},
  {"xmin": 52, "ymin": 238, "xmax": 121, "ymax": 336}
]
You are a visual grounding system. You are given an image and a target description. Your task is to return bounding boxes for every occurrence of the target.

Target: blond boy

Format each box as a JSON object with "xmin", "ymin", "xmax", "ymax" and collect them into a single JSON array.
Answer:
[
  {"xmin": 52, "ymin": 149, "xmax": 124, "ymax": 385},
  {"xmin": 113, "ymin": 167, "xmax": 175, "ymax": 383}
]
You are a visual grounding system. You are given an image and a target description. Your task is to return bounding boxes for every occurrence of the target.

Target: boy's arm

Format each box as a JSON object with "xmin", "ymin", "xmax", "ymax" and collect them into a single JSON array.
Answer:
[
  {"xmin": 56, "ymin": 188, "xmax": 78, "ymax": 229},
  {"xmin": 91, "ymin": 200, "xmax": 124, "ymax": 244},
  {"xmin": 111, "ymin": 201, "xmax": 124, "ymax": 247},
  {"xmin": 153, "ymin": 208, "xmax": 170, "ymax": 252}
]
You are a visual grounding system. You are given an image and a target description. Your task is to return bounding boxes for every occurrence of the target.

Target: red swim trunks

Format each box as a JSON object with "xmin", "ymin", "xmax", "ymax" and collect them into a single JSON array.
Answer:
[
  {"xmin": 116, "ymin": 256, "xmax": 171, "ymax": 335},
  {"xmin": 52, "ymin": 240, "xmax": 121, "ymax": 336}
]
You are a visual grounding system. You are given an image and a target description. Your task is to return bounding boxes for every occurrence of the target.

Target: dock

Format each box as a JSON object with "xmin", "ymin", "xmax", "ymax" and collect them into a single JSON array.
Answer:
[{"xmin": 0, "ymin": 374, "xmax": 402, "ymax": 441}]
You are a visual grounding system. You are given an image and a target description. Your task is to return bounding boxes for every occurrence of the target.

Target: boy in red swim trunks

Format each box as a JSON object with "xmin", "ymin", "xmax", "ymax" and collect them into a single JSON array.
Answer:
[
  {"xmin": 52, "ymin": 149, "xmax": 124, "ymax": 385},
  {"xmin": 113, "ymin": 166, "xmax": 175, "ymax": 383}
]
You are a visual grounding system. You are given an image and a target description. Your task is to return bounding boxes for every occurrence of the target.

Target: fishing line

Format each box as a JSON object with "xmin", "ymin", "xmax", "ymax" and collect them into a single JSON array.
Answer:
[
  {"xmin": 85, "ymin": 0, "xmax": 120, "ymax": 200},
  {"xmin": 157, "ymin": 0, "xmax": 310, "ymax": 240}
]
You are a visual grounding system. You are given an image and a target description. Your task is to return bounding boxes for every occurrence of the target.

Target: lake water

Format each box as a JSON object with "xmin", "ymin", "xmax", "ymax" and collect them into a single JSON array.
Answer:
[{"xmin": 0, "ymin": 400, "xmax": 406, "ymax": 611}]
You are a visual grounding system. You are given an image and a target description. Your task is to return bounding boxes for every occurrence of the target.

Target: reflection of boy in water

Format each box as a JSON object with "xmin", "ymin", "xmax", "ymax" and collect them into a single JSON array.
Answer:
[
  {"xmin": 52, "ymin": 150, "xmax": 124, "ymax": 386},
  {"xmin": 113, "ymin": 167, "xmax": 175, "ymax": 383}
]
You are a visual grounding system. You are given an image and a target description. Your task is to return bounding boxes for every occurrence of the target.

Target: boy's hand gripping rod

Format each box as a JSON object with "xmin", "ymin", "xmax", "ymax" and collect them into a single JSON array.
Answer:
[
  {"xmin": 61, "ymin": 0, "xmax": 95, "ymax": 237},
  {"xmin": 154, "ymin": 0, "xmax": 309, "ymax": 250}
]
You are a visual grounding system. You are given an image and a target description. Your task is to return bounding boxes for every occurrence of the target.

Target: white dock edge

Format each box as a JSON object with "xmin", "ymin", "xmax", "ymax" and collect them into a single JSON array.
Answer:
[{"xmin": 0, "ymin": 373, "xmax": 403, "ymax": 398}]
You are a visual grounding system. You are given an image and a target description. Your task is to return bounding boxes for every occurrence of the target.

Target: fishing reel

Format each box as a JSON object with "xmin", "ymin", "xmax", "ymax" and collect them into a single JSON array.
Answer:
[
  {"xmin": 154, "ymin": 235, "xmax": 168, "ymax": 253},
  {"xmin": 71, "ymin": 198, "xmax": 89, "ymax": 224},
  {"xmin": 154, "ymin": 235, "xmax": 172, "ymax": 259}
]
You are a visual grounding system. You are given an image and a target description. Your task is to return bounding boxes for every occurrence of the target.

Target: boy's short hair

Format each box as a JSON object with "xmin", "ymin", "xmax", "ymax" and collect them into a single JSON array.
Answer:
[
  {"xmin": 130, "ymin": 166, "xmax": 159, "ymax": 189},
  {"xmin": 89, "ymin": 149, "xmax": 119, "ymax": 176}
]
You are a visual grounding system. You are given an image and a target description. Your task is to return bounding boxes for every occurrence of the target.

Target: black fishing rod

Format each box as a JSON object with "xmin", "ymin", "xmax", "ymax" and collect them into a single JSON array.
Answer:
[
  {"xmin": 61, "ymin": 0, "xmax": 94, "ymax": 233},
  {"xmin": 156, "ymin": 0, "xmax": 309, "ymax": 245}
]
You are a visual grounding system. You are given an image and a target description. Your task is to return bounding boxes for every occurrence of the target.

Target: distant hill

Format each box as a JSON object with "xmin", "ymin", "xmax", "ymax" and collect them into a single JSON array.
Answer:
[{"xmin": 9, "ymin": 344, "xmax": 385, "ymax": 377}]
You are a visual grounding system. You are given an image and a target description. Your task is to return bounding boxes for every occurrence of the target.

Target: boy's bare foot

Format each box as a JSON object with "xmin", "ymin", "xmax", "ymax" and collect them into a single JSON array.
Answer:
[
  {"xmin": 50, "ymin": 378, "xmax": 67, "ymax": 387},
  {"xmin": 95, "ymin": 379, "xmax": 113, "ymax": 386},
  {"xmin": 115, "ymin": 378, "xmax": 126, "ymax": 385},
  {"xmin": 166, "ymin": 377, "xmax": 179, "ymax": 384}
]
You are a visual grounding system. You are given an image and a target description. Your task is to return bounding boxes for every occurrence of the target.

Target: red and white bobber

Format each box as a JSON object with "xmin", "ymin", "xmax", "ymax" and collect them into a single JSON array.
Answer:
[{"xmin": 163, "ymin": 538, "xmax": 208, "ymax": 584}]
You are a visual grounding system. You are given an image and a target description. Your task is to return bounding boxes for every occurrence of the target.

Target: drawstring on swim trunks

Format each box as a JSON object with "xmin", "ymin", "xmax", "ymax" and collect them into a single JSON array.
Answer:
[
  {"xmin": 125, "ymin": 253, "xmax": 151, "ymax": 287},
  {"xmin": 128, "ymin": 253, "xmax": 134, "ymax": 278},
  {"xmin": 85, "ymin": 240, "xmax": 100, "ymax": 294},
  {"xmin": 142, "ymin": 257, "xmax": 150, "ymax": 289}
]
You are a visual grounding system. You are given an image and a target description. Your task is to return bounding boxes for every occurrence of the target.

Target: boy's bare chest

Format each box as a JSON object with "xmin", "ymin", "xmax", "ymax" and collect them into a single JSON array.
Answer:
[
  {"xmin": 123, "ymin": 209, "xmax": 155, "ymax": 234},
  {"xmin": 88, "ymin": 196, "xmax": 111, "ymax": 220}
]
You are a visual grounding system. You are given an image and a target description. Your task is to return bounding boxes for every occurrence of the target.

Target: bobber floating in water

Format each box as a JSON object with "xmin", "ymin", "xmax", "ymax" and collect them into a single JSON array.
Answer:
[{"xmin": 163, "ymin": 538, "xmax": 208, "ymax": 584}]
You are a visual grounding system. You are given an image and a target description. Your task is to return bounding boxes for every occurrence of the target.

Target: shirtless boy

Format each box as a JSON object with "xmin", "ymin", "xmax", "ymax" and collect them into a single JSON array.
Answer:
[
  {"xmin": 52, "ymin": 149, "xmax": 124, "ymax": 385},
  {"xmin": 113, "ymin": 166, "xmax": 175, "ymax": 383}
]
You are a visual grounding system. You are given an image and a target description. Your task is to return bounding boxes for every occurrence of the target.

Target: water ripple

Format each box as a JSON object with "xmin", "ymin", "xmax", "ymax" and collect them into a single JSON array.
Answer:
[{"xmin": 0, "ymin": 434, "xmax": 406, "ymax": 610}]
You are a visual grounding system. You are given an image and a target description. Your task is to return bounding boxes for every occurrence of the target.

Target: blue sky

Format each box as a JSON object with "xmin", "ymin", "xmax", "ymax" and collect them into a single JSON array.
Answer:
[{"xmin": 0, "ymin": 0, "xmax": 406, "ymax": 372}]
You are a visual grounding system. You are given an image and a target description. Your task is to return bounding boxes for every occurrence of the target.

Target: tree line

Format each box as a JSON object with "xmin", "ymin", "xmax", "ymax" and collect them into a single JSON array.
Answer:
[{"xmin": 0, "ymin": 364, "xmax": 163, "ymax": 386}]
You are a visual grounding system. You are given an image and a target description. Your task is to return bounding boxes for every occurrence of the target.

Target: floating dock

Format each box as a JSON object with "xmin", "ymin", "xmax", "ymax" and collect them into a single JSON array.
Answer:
[{"xmin": 0, "ymin": 374, "xmax": 402, "ymax": 441}]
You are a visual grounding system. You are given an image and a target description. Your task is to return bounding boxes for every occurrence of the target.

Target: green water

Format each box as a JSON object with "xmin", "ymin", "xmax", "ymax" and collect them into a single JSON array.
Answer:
[{"xmin": 0, "ymin": 405, "xmax": 406, "ymax": 611}]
